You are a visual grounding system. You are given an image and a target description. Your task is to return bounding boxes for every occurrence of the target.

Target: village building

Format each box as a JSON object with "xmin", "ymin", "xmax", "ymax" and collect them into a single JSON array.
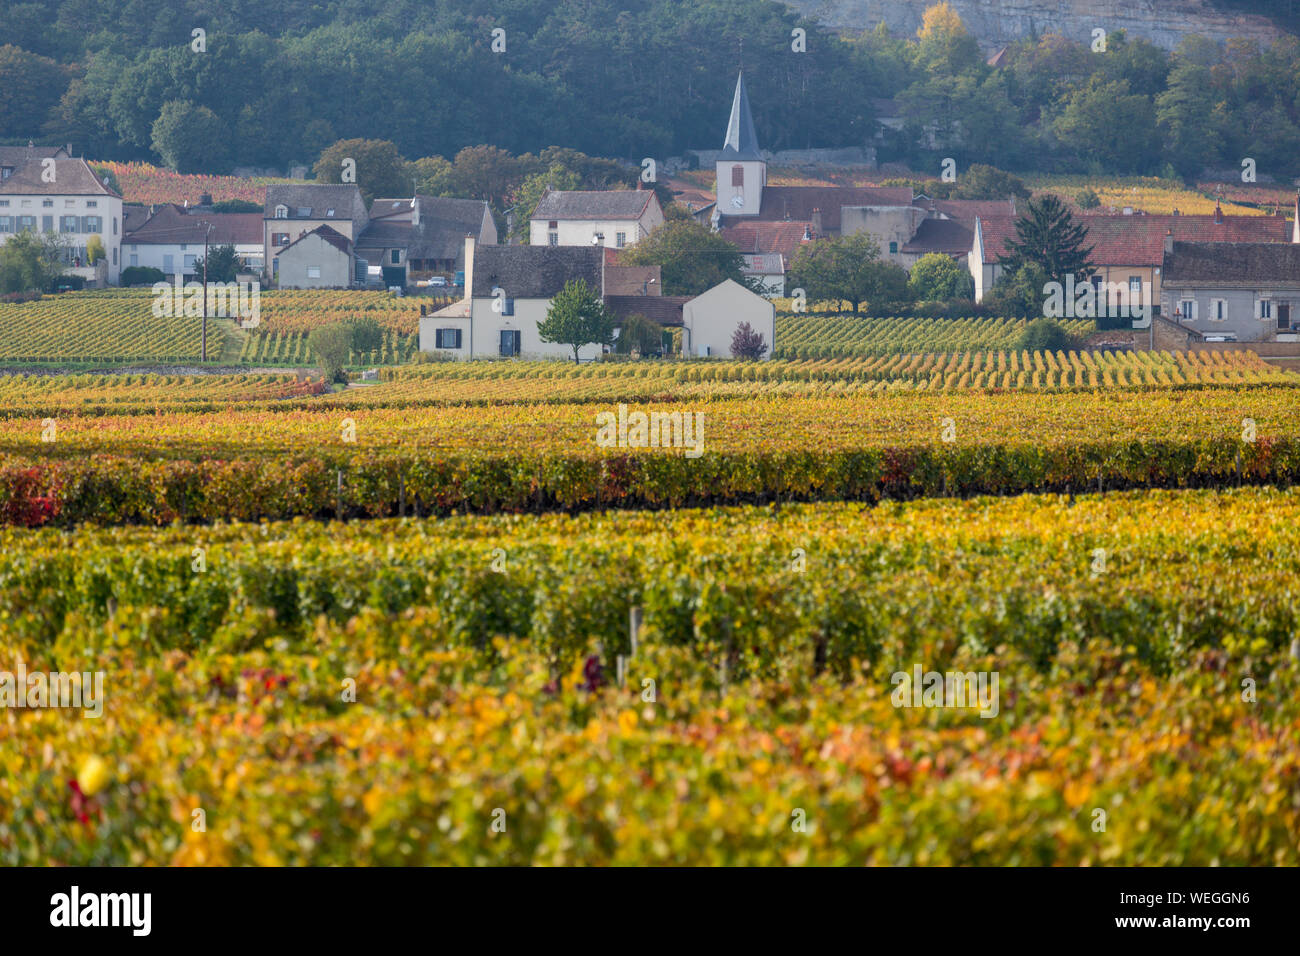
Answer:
[
  {"xmin": 529, "ymin": 188, "xmax": 663, "ymax": 249},
  {"xmin": 0, "ymin": 157, "xmax": 123, "ymax": 286}
]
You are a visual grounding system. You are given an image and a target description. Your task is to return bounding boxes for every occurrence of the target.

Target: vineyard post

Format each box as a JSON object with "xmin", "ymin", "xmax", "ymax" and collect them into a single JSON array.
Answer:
[
  {"xmin": 198, "ymin": 220, "xmax": 213, "ymax": 362},
  {"xmin": 398, "ymin": 473, "xmax": 405, "ymax": 517},
  {"xmin": 336, "ymin": 468, "xmax": 343, "ymax": 520}
]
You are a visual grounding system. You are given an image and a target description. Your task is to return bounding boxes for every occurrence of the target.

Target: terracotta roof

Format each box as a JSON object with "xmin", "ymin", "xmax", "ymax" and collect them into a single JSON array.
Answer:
[
  {"xmin": 604, "ymin": 295, "xmax": 690, "ymax": 327},
  {"xmin": 472, "ymin": 244, "xmax": 603, "ymax": 298},
  {"xmin": 124, "ymin": 204, "xmax": 262, "ymax": 245},
  {"xmin": 1163, "ymin": 241, "xmax": 1300, "ymax": 286},
  {"xmin": 976, "ymin": 213, "xmax": 1292, "ymax": 265},
  {"xmin": 720, "ymin": 220, "xmax": 812, "ymax": 257},
  {"xmin": 902, "ymin": 217, "xmax": 973, "ymax": 256},
  {"xmin": 531, "ymin": 189, "xmax": 655, "ymax": 222},
  {"xmin": 274, "ymin": 224, "xmax": 352, "ymax": 258},
  {"xmin": 0, "ymin": 158, "xmax": 119, "ymax": 197},
  {"xmin": 722, "ymin": 185, "xmax": 914, "ymax": 231},
  {"xmin": 603, "ymin": 265, "xmax": 662, "ymax": 296}
]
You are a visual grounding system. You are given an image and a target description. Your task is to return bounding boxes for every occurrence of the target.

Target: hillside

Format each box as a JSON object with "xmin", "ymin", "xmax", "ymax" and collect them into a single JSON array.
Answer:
[{"xmin": 782, "ymin": 0, "xmax": 1290, "ymax": 49}]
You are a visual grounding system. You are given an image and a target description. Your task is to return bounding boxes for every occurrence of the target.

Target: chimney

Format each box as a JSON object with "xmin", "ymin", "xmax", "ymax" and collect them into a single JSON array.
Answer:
[
  {"xmin": 810, "ymin": 208, "xmax": 822, "ymax": 237},
  {"xmin": 1214, "ymin": 201, "xmax": 1223, "ymax": 224},
  {"xmin": 462, "ymin": 235, "xmax": 475, "ymax": 304},
  {"xmin": 802, "ymin": 224, "xmax": 812, "ymax": 242},
  {"xmin": 1164, "ymin": 228, "xmax": 1174, "ymax": 256},
  {"xmin": 66, "ymin": 143, "xmax": 72, "ymax": 157}
]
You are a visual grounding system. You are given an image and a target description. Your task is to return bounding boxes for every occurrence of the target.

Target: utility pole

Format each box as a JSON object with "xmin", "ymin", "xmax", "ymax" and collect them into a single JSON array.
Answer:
[{"xmin": 198, "ymin": 220, "xmax": 213, "ymax": 361}]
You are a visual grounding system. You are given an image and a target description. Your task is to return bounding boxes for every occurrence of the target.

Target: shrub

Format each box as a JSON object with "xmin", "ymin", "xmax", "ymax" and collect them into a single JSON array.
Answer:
[
  {"xmin": 348, "ymin": 315, "xmax": 384, "ymax": 353},
  {"xmin": 1077, "ymin": 188, "xmax": 1101, "ymax": 209},
  {"xmin": 120, "ymin": 266, "xmax": 167, "ymax": 287},
  {"xmin": 615, "ymin": 314, "xmax": 664, "ymax": 355},
  {"xmin": 1016, "ymin": 317, "xmax": 1075, "ymax": 351},
  {"xmin": 731, "ymin": 321, "xmax": 768, "ymax": 360},
  {"xmin": 307, "ymin": 322, "xmax": 354, "ymax": 382}
]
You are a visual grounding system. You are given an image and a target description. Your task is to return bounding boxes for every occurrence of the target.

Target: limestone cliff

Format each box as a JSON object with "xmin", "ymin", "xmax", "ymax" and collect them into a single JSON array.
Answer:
[{"xmin": 781, "ymin": 0, "xmax": 1285, "ymax": 51}]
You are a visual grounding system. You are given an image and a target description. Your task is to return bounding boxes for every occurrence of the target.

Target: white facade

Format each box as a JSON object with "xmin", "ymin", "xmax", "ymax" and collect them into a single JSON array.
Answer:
[
  {"xmin": 420, "ymin": 297, "xmax": 603, "ymax": 361},
  {"xmin": 124, "ymin": 239, "xmax": 263, "ymax": 278},
  {"xmin": 529, "ymin": 210, "xmax": 662, "ymax": 250},
  {"xmin": 0, "ymin": 190, "xmax": 123, "ymax": 285},
  {"xmin": 681, "ymin": 279, "xmax": 774, "ymax": 359},
  {"xmin": 715, "ymin": 159, "xmax": 766, "ymax": 217}
]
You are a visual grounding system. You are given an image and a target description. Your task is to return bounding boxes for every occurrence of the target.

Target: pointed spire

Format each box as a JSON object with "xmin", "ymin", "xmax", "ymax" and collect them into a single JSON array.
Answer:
[{"xmin": 722, "ymin": 72, "xmax": 761, "ymax": 160}]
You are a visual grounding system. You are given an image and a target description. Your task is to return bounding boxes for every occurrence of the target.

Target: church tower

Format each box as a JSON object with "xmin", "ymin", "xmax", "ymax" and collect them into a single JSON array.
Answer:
[{"xmin": 716, "ymin": 72, "xmax": 765, "ymax": 218}]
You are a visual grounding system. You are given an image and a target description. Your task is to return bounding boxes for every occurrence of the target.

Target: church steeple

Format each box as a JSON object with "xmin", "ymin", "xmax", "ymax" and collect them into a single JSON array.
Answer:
[
  {"xmin": 716, "ymin": 71, "xmax": 766, "ymax": 218},
  {"xmin": 722, "ymin": 72, "xmax": 762, "ymax": 160}
]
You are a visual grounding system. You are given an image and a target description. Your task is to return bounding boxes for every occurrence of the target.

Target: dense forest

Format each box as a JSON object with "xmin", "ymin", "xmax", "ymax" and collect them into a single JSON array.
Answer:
[{"xmin": 3, "ymin": 0, "xmax": 1300, "ymax": 180}]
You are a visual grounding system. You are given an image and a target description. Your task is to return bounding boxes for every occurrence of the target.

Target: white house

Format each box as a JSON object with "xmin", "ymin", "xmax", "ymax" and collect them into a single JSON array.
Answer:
[
  {"xmin": 682, "ymin": 279, "xmax": 774, "ymax": 358},
  {"xmin": 529, "ymin": 188, "xmax": 663, "ymax": 250},
  {"xmin": 272, "ymin": 225, "xmax": 359, "ymax": 289},
  {"xmin": 422, "ymin": 239, "xmax": 607, "ymax": 359},
  {"xmin": 264, "ymin": 184, "xmax": 369, "ymax": 280},
  {"xmin": 0, "ymin": 158, "xmax": 123, "ymax": 285},
  {"xmin": 421, "ymin": 238, "xmax": 776, "ymax": 360},
  {"xmin": 122, "ymin": 204, "xmax": 263, "ymax": 279}
]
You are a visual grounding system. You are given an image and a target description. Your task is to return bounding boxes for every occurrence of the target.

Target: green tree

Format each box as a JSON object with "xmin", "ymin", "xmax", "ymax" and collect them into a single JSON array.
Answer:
[
  {"xmin": 151, "ymin": 100, "xmax": 231, "ymax": 173},
  {"xmin": 307, "ymin": 321, "xmax": 354, "ymax": 383},
  {"xmin": 615, "ymin": 314, "xmax": 664, "ymax": 355},
  {"xmin": 788, "ymin": 232, "xmax": 904, "ymax": 313},
  {"xmin": 512, "ymin": 166, "xmax": 583, "ymax": 243},
  {"xmin": 0, "ymin": 231, "xmax": 64, "ymax": 294},
  {"xmin": 0, "ymin": 45, "xmax": 70, "ymax": 137},
  {"xmin": 194, "ymin": 244, "xmax": 239, "ymax": 283},
  {"xmin": 538, "ymin": 279, "xmax": 615, "ymax": 363},
  {"xmin": 408, "ymin": 155, "xmax": 454, "ymax": 196},
  {"xmin": 996, "ymin": 195, "xmax": 1095, "ymax": 290},
  {"xmin": 908, "ymin": 252, "xmax": 973, "ymax": 301},
  {"xmin": 620, "ymin": 220, "xmax": 746, "ymax": 296},
  {"xmin": 952, "ymin": 164, "xmax": 1030, "ymax": 200},
  {"xmin": 984, "ymin": 261, "xmax": 1051, "ymax": 319},
  {"xmin": 1051, "ymin": 76, "xmax": 1159, "ymax": 174},
  {"xmin": 1016, "ymin": 317, "xmax": 1075, "ymax": 351},
  {"xmin": 211, "ymin": 199, "xmax": 262, "ymax": 213},
  {"xmin": 313, "ymin": 138, "xmax": 408, "ymax": 202}
]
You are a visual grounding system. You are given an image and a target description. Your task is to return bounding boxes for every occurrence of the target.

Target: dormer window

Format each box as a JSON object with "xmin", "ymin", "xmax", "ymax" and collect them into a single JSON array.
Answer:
[
  {"xmin": 326, "ymin": 208, "xmax": 335, "ymax": 217},
  {"xmin": 274, "ymin": 205, "xmax": 288, "ymax": 219}
]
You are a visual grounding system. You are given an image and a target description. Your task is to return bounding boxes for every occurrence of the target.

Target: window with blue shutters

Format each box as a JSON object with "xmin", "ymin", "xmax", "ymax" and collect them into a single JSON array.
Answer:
[{"xmin": 436, "ymin": 328, "xmax": 462, "ymax": 349}]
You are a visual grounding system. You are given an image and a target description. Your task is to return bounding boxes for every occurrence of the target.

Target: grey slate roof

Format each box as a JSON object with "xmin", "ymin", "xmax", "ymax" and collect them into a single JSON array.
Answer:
[
  {"xmin": 1163, "ymin": 241, "xmax": 1300, "ymax": 287},
  {"xmin": 721, "ymin": 72, "xmax": 762, "ymax": 160},
  {"xmin": 358, "ymin": 196, "xmax": 492, "ymax": 262},
  {"xmin": 0, "ymin": 158, "xmax": 118, "ymax": 196},
  {"xmin": 0, "ymin": 144, "xmax": 67, "ymax": 170},
  {"xmin": 531, "ymin": 189, "xmax": 654, "ymax": 222},
  {"xmin": 472, "ymin": 245, "xmax": 603, "ymax": 298},
  {"xmin": 264, "ymin": 184, "xmax": 367, "ymax": 221},
  {"xmin": 274, "ymin": 224, "xmax": 353, "ymax": 258},
  {"xmin": 604, "ymin": 295, "xmax": 689, "ymax": 327},
  {"xmin": 901, "ymin": 218, "xmax": 974, "ymax": 255}
]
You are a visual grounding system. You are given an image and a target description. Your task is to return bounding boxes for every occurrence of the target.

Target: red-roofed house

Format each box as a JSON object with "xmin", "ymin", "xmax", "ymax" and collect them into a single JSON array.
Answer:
[
  {"xmin": 720, "ymin": 220, "xmax": 813, "ymax": 295},
  {"xmin": 970, "ymin": 205, "xmax": 1295, "ymax": 321}
]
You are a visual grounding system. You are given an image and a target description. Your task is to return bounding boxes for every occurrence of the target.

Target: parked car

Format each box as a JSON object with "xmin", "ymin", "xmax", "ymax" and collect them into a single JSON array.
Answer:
[{"xmin": 427, "ymin": 276, "xmax": 449, "ymax": 288}]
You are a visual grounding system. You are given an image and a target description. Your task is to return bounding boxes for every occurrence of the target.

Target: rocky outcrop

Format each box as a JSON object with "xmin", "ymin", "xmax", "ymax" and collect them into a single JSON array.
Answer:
[{"xmin": 782, "ymin": 1, "xmax": 1285, "ymax": 51}]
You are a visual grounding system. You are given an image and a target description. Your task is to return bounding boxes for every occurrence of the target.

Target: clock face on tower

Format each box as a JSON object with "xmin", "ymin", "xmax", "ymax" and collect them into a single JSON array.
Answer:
[{"xmin": 730, "ymin": 193, "xmax": 744, "ymax": 209}]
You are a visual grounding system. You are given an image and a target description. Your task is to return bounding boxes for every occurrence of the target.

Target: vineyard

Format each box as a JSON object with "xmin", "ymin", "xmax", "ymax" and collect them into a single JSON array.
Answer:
[
  {"xmin": 772, "ymin": 314, "xmax": 1096, "ymax": 358},
  {"xmin": 0, "ymin": 289, "xmax": 431, "ymax": 364},
  {"xmin": 94, "ymin": 161, "xmax": 300, "ymax": 205},
  {"xmin": 238, "ymin": 330, "xmax": 419, "ymax": 366},
  {"xmin": 4, "ymin": 488, "xmax": 1298, "ymax": 864},
  {"xmin": 0, "ymin": 291, "xmax": 224, "ymax": 363}
]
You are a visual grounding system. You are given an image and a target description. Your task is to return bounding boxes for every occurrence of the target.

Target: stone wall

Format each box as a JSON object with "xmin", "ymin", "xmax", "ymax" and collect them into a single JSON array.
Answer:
[{"xmin": 780, "ymin": 1, "xmax": 1284, "ymax": 52}]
